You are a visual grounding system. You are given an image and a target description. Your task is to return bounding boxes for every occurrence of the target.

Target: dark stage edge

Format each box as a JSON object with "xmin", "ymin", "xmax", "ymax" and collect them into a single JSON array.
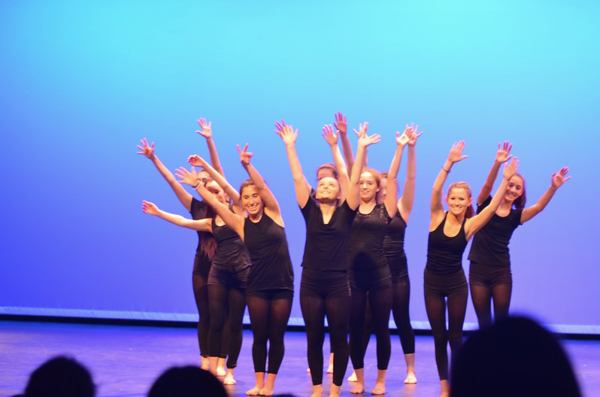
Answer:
[{"xmin": 1, "ymin": 320, "xmax": 599, "ymax": 397}]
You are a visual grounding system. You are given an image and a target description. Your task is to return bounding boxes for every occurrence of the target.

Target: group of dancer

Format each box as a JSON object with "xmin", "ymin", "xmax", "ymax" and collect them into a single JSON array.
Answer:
[{"xmin": 138, "ymin": 113, "xmax": 570, "ymax": 397}]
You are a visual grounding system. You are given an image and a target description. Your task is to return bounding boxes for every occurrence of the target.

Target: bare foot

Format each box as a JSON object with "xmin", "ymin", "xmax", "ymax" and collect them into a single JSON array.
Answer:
[
  {"xmin": 223, "ymin": 369, "xmax": 236, "ymax": 385},
  {"xmin": 404, "ymin": 371, "xmax": 417, "ymax": 384},
  {"xmin": 259, "ymin": 386, "xmax": 274, "ymax": 396},
  {"xmin": 246, "ymin": 386, "xmax": 261, "ymax": 395},
  {"xmin": 310, "ymin": 385, "xmax": 323, "ymax": 397},
  {"xmin": 217, "ymin": 366, "xmax": 227, "ymax": 377},
  {"xmin": 350, "ymin": 383, "xmax": 364, "ymax": 394},
  {"xmin": 326, "ymin": 363, "xmax": 334, "ymax": 374},
  {"xmin": 329, "ymin": 384, "xmax": 341, "ymax": 397},
  {"xmin": 200, "ymin": 356, "xmax": 210, "ymax": 371},
  {"xmin": 371, "ymin": 383, "xmax": 386, "ymax": 395},
  {"xmin": 347, "ymin": 370, "xmax": 357, "ymax": 382},
  {"xmin": 307, "ymin": 367, "xmax": 311, "ymax": 373}
]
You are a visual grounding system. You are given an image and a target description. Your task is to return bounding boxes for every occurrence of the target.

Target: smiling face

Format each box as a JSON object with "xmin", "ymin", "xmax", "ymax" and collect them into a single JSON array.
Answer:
[
  {"xmin": 359, "ymin": 171, "xmax": 380, "ymax": 203},
  {"xmin": 315, "ymin": 176, "xmax": 341, "ymax": 203},
  {"xmin": 205, "ymin": 180, "xmax": 226, "ymax": 204},
  {"xmin": 241, "ymin": 184, "xmax": 263, "ymax": 217},
  {"xmin": 505, "ymin": 174, "xmax": 524, "ymax": 204},
  {"xmin": 446, "ymin": 186, "xmax": 473, "ymax": 217}
]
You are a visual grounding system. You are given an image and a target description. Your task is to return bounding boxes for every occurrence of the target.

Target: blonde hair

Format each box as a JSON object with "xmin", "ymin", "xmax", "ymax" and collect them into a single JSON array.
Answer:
[{"xmin": 447, "ymin": 182, "xmax": 474, "ymax": 218}]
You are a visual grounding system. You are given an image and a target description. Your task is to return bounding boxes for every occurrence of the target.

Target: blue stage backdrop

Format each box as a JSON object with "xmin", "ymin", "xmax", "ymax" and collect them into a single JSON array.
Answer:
[{"xmin": 1, "ymin": 0, "xmax": 598, "ymax": 333}]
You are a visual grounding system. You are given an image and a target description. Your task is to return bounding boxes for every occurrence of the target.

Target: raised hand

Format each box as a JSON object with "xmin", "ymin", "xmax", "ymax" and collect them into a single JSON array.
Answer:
[
  {"xmin": 503, "ymin": 157, "xmax": 519, "ymax": 180},
  {"xmin": 237, "ymin": 144, "xmax": 253, "ymax": 166},
  {"xmin": 274, "ymin": 119, "xmax": 287, "ymax": 134},
  {"xmin": 406, "ymin": 124, "xmax": 423, "ymax": 146},
  {"xmin": 175, "ymin": 166, "xmax": 200, "ymax": 186},
  {"xmin": 353, "ymin": 122, "xmax": 369, "ymax": 139},
  {"xmin": 334, "ymin": 112, "xmax": 348, "ymax": 135},
  {"xmin": 142, "ymin": 200, "xmax": 159, "ymax": 215},
  {"xmin": 187, "ymin": 155, "xmax": 207, "ymax": 168},
  {"xmin": 275, "ymin": 122, "xmax": 298, "ymax": 145},
  {"xmin": 322, "ymin": 124, "xmax": 338, "ymax": 147},
  {"xmin": 358, "ymin": 131, "xmax": 381, "ymax": 148},
  {"xmin": 136, "ymin": 138, "xmax": 155, "ymax": 159},
  {"xmin": 551, "ymin": 167, "xmax": 571, "ymax": 189},
  {"xmin": 448, "ymin": 141, "xmax": 468, "ymax": 163},
  {"xmin": 196, "ymin": 117, "xmax": 212, "ymax": 139},
  {"xmin": 495, "ymin": 141, "xmax": 513, "ymax": 164},
  {"xmin": 396, "ymin": 128, "xmax": 411, "ymax": 147}
]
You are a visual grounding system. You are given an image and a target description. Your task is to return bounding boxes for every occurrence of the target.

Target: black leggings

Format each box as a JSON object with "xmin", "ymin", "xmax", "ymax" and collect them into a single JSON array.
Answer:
[
  {"xmin": 392, "ymin": 276, "xmax": 415, "ymax": 354},
  {"xmin": 350, "ymin": 286, "xmax": 392, "ymax": 371},
  {"xmin": 207, "ymin": 284, "xmax": 246, "ymax": 368},
  {"xmin": 424, "ymin": 269, "xmax": 468, "ymax": 381},
  {"xmin": 192, "ymin": 272, "xmax": 210, "ymax": 357},
  {"xmin": 300, "ymin": 269, "xmax": 350, "ymax": 387},
  {"xmin": 247, "ymin": 291, "xmax": 293, "ymax": 374}
]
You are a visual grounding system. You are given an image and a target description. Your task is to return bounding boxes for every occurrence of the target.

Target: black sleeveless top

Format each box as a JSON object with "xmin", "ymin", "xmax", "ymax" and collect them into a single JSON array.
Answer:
[
  {"xmin": 383, "ymin": 211, "xmax": 408, "ymax": 269},
  {"xmin": 211, "ymin": 216, "xmax": 251, "ymax": 273},
  {"xmin": 468, "ymin": 195, "xmax": 523, "ymax": 267},
  {"xmin": 300, "ymin": 196, "xmax": 357, "ymax": 271},
  {"xmin": 244, "ymin": 213, "xmax": 294, "ymax": 292},
  {"xmin": 349, "ymin": 203, "xmax": 392, "ymax": 271},
  {"xmin": 426, "ymin": 212, "xmax": 468, "ymax": 276},
  {"xmin": 190, "ymin": 198, "xmax": 212, "ymax": 265}
]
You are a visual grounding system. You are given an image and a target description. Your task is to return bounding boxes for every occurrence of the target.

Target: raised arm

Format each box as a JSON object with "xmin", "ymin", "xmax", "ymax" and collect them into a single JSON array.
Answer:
[
  {"xmin": 334, "ymin": 112, "xmax": 355, "ymax": 175},
  {"xmin": 384, "ymin": 128, "xmax": 411, "ymax": 217},
  {"xmin": 196, "ymin": 117, "xmax": 226, "ymax": 177},
  {"xmin": 348, "ymin": 123, "xmax": 381, "ymax": 210},
  {"xmin": 175, "ymin": 166, "xmax": 246, "ymax": 238},
  {"xmin": 322, "ymin": 124, "xmax": 349, "ymax": 202},
  {"xmin": 431, "ymin": 141, "xmax": 468, "ymax": 226},
  {"xmin": 188, "ymin": 155, "xmax": 241, "ymax": 209},
  {"xmin": 477, "ymin": 142, "xmax": 513, "ymax": 205},
  {"xmin": 399, "ymin": 124, "xmax": 422, "ymax": 223},
  {"xmin": 137, "ymin": 138, "xmax": 193, "ymax": 211},
  {"xmin": 466, "ymin": 158, "xmax": 519, "ymax": 239},
  {"xmin": 520, "ymin": 167, "xmax": 570, "ymax": 223},
  {"xmin": 237, "ymin": 144, "xmax": 284, "ymax": 224},
  {"xmin": 142, "ymin": 200, "xmax": 211, "ymax": 232},
  {"xmin": 275, "ymin": 121, "xmax": 311, "ymax": 208}
]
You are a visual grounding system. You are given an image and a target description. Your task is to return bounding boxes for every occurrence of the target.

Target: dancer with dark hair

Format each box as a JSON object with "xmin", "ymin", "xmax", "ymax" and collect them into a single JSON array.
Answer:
[
  {"xmin": 379, "ymin": 125, "xmax": 422, "ymax": 384},
  {"xmin": 276, "ymin": 120, "xmax": 378, "ymax": 397},
  {"xmin": 142, "ymin": 166, "xmax": 249, "ymax": 386},
  {"xmin": 425, "ymin": 141, "xmax": 518, "ymax": 397},
  {"xmin": 136, "ymin": 116, "xmax": 227, "ymax": 372},
  {"xmin": 469, "ymin": 142, "xmax": 571, "ymax": 328},
  {"xmin": 185, "ymin": 145, "xmax": 294, "ymax": 396},
  {"xmin": 343, "ymin": 126, "xmax": 413, "ymax": 395}
]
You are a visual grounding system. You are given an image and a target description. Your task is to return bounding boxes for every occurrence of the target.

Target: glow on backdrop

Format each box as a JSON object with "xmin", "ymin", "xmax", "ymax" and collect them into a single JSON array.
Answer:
[{"xmin": 0, "ymin": 0, "xmax": 598, "ymax": 332}]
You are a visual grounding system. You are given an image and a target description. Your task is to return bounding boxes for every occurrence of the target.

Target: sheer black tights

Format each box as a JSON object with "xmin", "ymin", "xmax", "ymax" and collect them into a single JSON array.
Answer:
[
  {"xmin": 425, "ymin": 294, "xmax": 467, "ymax": 380},
  {"xmin": 247, "ymin": 296, "xmax": 293, "ymax": 374},
  {"xmin": 208, "ymin": 284, "xmax": 246, "ymax": 368},
  {"xmin": 301, "ymin": 295, "xmax": 350, "ymax": 387},
  {"xmin": 470, "ymin": 283, "xmax": 512, "ymax": 329}
]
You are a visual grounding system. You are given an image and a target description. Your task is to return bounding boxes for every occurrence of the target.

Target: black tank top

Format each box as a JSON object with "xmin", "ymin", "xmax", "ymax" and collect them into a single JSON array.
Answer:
[
  {"xmin": 349, "ymin": 203, "xmax": 391, "ymax": 271},
  {"xmin": 190, "ymin": 197, "xmax": 213, "ymax": 267},
  {"xmin": 426, "ymin": 212, "xmax": 468, "ymax": 276},
  {"xmin": 244, "ymin": 213, "xmax": 294, "ymax": 291},
  {"xmin": 211, "ymin": 216, "xmax": 251, "ymax": 272},
  {"xmin": 468, "ymin": 195, "xmax": 523, "ymax": 267},
  {"xmin": 383, "ymin": 211, "xmax": 407, "ymax": 264}
]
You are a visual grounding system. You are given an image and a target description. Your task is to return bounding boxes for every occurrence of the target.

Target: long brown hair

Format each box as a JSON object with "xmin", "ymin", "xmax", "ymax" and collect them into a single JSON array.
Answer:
[
  {"xmin": 199, "ymin": 178, "xmax": 220, "ymax": 260},
  {"xmin": 511, "ymin": 174, "xmax": 527, "ymax": 210},
  {"xmin": 447, "ymin": 182, "xmax": 474, "ymax": 218}
]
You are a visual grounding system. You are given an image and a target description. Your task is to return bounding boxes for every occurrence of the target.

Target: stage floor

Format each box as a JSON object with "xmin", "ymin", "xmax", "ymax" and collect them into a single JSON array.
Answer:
[{"xmin": 1, "ymin": 320, "xmax": 599, "ymax": 396}]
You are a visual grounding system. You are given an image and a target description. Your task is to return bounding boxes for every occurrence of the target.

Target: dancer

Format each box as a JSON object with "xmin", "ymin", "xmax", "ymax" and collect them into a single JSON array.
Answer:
[
  {"xmin": 468, "ymin": 142, "xmax": 571, "ymax": 328},
  {"xmin": 425, "ymin": 141, "xmax": 518, "ymax": 397},
  {"xmin": 380, "ymin": 125, "xmax": 421, "ymax": 384},
  {"xmin": 276, "ymin": 121, "xmax": 378, "ymax": 397},
  {"xmin": 185, "ymin": 146, "xmax": 294, "ymax": 396},
  {"xmin": 142, "ymin": 167, "xmax": 250, "ymax": 386},
  {"xmin": 136, "ymin": 117, "xmax": 227, "ymax": 372},
  {"xmin": 344, "ymin": 126, "xmax": 412, "ymax": 395}
]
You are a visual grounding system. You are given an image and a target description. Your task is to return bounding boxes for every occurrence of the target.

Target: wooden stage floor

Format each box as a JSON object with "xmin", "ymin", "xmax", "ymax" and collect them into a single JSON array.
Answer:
[{"xmin": 1, "ymin": 320, "xmax": 599, "ymax": 396}]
